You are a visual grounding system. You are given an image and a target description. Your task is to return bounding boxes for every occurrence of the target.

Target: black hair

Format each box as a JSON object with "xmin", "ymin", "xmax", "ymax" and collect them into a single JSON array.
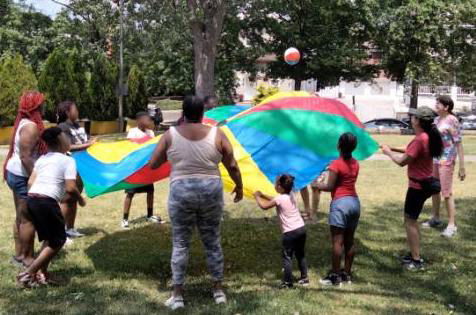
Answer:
[
  {"xmin": 136, "ymin": 111, "xmax": 150, "ymax": 119},
  {"xmin": 183, "ymin": 95, "xmax": 204, "ymax": 123},
  {"xmin": 204, "ymin": 95, "xmax": 218, "ymax": 104},
  {"xmin": 338, "ymin": 132, "xmax": 358, "ymax": 160},
  {"xmin": 277, "ymin": 174, "xmax": 295, "ymax": 194},
  {"xmin": 419, "ymin": 118, "xmax": 443, "ymax": 158},
  {"xmin": 57, "ymin": 101, "xmax": 76, "ymax": 124},
  {"xmin": 41, "ymin": 127, "xmax": 63, "ymax": 149},
  {"xmin": 436, "ymin": 95, "xmax": 454, "ymax": 115}
]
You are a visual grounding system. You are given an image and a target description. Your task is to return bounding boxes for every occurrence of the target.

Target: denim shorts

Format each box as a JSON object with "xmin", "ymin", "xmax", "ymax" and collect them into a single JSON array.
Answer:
[
  {"xmin": 6, "ymin": 171, "xmax": 29, "ymax": 200},
  {"xmin": 329, "ymin": 196, "xmax": 361, "ymax": 229}
]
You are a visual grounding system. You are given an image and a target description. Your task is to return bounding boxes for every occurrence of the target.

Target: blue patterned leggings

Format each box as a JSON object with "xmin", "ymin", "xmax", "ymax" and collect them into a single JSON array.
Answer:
[{"xmin": 168, "ymin": 177, "xmax": 224, "ymax": 285}]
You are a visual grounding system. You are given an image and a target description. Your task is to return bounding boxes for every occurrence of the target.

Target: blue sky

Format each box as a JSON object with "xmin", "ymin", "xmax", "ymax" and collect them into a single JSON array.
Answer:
[{"xmin": 23, "ymin": 0, "xmax": 67, "ymax": 17}]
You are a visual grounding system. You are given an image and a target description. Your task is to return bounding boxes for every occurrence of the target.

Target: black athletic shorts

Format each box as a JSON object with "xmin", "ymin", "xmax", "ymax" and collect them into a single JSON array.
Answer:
[
  {"xmin": 404, "ymin": 188, "xmax": 432, "ymax": 220},
  {"xmin": 125, "ymin": 184, "xmax": 155, "ymax": 195},
  {"xmin": 27, "ymin": 196, "xmax": 67, "ymax": 248}
]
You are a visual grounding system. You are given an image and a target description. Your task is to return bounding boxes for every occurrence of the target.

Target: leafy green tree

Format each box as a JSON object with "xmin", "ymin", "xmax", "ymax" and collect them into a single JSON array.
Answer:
[
  {"xmin": 87, "ymin": 53, "xmax": 118, "ymax": 120},
  {"xmin": 0, "ymin": 53, "xmax": 38, "ymax": 126},
  {"xmin": 126, "ymin": 64, "xmax": 148, "ymax": 118},
  {"xmin": 38, "ymin": 48, "xmax": 82, "ymax": 121},
  {"xmin": 244, "ymin": 0, "xmax": 378, "ymax": 91},
  {"xmin": 0, "ymin": 1, "xmax": 54, "ymax": 73},
  {"xmin": 373, "ymin": 0, "xmax": 475, "ymax": 107}
]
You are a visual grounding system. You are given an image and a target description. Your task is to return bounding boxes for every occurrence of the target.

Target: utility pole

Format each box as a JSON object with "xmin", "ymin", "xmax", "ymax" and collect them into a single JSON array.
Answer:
[{"xmin": 118, "ymin": 0, "xmax": 124, "ymax": 132}]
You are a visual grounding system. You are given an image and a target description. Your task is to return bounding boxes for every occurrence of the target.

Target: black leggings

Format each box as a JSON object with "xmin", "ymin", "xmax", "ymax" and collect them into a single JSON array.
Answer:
[{"xmin": 282, "ymin": 226, "xmax": 308, "ymax": 283}]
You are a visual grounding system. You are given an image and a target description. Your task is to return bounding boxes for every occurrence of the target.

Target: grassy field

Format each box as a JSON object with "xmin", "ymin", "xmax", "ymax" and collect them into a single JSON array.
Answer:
[
  {"xmin": 373, "ymin": 134, "xmax": 476, "ymax": 155},
  {"xmin": 1, "ymin": 156, "xmax": 475, "ymax": 314}
]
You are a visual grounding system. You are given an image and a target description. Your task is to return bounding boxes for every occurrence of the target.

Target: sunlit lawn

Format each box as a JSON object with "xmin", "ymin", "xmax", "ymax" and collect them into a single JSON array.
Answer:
[
  {"xmin": 1, "ymin": 156, "xmax": 475, "ymax": 314},
  {"xmin": 373, "ymin": 134, "xmax": 476, "ymax": 155}
]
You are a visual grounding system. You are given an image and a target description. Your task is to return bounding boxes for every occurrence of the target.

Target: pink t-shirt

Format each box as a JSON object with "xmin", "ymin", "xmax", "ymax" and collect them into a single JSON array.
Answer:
[
  {"xmin": 406, "ymin": 132, "xmax": 432, "ymax": 189},
  {"xmin": 273, "ymin": 193, "xmax": 305, "ymax": 233}
]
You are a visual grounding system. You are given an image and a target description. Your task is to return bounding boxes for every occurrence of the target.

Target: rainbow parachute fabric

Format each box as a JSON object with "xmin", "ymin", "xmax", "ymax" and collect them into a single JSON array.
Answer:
[{"xmin": 73, "ymin": 92, "xmax": 378, "ymax": 198}]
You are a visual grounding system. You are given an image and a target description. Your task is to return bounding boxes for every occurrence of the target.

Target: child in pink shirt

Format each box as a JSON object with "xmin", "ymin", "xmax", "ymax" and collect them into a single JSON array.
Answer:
[{"xmin": 254, "ymin": 174, "xmax": 308, "ymax": 288}]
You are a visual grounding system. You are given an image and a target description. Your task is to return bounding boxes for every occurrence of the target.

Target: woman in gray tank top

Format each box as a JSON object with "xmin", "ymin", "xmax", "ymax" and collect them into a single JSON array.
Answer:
[{"xmin": 149, "ymin": 96, "xmax": 243, "ymax": 310}]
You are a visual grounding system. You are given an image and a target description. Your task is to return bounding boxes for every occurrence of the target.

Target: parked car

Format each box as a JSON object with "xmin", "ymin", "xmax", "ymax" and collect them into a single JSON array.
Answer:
[
  {"xmin": 364, "ymin": 118, "xmax": 410, "ymax": 130},
  {"xmin": 461, "ymin": 116, "xmax": 476, "ymax": 130}
]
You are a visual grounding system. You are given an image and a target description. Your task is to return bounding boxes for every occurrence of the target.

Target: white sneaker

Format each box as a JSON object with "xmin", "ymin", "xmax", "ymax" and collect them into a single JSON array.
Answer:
[
  {"xmin": 147, "ymin": 216, "xmax": 165, "ymax": 224},
  {"xmin": 165, "ymin": 295, "xmax": 184, "ymax": 310},
  {"xmin": 66, "ymin": 228, "xmax": 84, "ymax": 238},
  {"xmin": 65, "ymin": 237, "xmax": 74, "ymax": 246},
  {"xmin": 121, "ymin": 219, "xmax": 129, "ymax": 229},
  {"xmin": 441, "ymin": 226, "xmax": 457, "ymax": 238},
  {"xmin": 213, "ymin": 290, "xmax": 227, "ymax": 304}
]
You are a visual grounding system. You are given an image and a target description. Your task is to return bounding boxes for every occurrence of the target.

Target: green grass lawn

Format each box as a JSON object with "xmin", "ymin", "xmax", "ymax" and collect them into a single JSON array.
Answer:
[
  {"xmin": 1, "ymin": 157, "xmax": 475, "ymax": 314},
  {"xmin": 373, "ymin": 134, "xmax": 476, "ymax": 155}
]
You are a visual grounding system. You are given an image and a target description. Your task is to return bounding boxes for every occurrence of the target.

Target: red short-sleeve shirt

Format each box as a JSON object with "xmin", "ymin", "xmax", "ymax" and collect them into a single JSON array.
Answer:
[
  {"xmin": 406, "ymin": 132, "xmax": 432, "ymax": 189},
  {"xmin": 328, "ymin": 157, "xmax": 359, "ymax": 200}
]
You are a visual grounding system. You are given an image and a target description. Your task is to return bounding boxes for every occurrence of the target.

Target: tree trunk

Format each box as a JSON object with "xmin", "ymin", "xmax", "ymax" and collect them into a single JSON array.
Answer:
[
  {"xmin": 294, "ymin": 79, "xmax": 302, "ymax": 91},
  {"xmin": 187, "ymin": 0, "xmax": 226, "ymax": 99},
  {"xmin": 410, "ymin": 79, "xmax": 419, "ymax": 109}
]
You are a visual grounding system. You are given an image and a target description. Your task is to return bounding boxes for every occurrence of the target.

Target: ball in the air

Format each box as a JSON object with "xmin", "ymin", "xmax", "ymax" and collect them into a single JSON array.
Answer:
[{"xmin": 284, "ymin": 47, "xmax": 300, "ymax": 65}]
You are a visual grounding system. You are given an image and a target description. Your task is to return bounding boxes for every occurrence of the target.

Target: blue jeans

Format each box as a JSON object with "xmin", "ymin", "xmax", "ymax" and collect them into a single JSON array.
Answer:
[
  {"xmin": 168, "ymin": 177, "xmax": 224, "ymax": 285},
  {"xmin": 329, "ymin": 196, "xmax": 361, "ymax": 229},
  {"xmin": 6, "ymin": 171, "xmax": 29, "ymax": 200}
]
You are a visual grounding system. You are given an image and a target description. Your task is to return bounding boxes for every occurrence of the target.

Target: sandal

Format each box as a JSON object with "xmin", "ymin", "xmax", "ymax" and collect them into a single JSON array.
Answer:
[
  {"xmin": 10, "ymin": 256, "xmax": 24, "ymax": 268},
  {"xmin": 17, "ymin": 271, "xmax": 39, "ymax": 289},
  {"xmin": 36, "ymin": 272, "xmax": 59, "ymax": 286},
  {"xmin": 213, "ymin": 289, "xmax": 227, "ymax": 304},
  {"xmin": 301, "ymin": 212, "xmax": 312, "ymax": 221}
]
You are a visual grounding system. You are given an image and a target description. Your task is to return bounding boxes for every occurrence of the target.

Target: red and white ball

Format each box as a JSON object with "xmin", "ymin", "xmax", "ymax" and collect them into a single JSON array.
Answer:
[{"xmin": 284, "ymin": 47, "xmax": 300, "ymax": 66}]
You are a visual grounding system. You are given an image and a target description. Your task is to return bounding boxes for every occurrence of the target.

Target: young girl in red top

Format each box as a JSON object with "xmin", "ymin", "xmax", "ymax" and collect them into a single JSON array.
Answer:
[{"xmin": 315, "ymin": 132, "xmax": 360, "ymax": 286}]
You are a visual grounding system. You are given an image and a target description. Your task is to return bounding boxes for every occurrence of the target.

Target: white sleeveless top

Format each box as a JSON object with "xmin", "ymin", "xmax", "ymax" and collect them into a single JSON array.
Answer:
[
  {"xmin": 167, "ymin": 126, "xmax": 223, "ymax": 182},
  {"xmin": 6, "ymin": 119, "xmax": 38, "ymax": 177}
]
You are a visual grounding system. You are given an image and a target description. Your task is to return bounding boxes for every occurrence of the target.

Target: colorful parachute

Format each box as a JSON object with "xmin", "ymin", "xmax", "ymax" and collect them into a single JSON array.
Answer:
[{"xmin": 73, "ymin": 92, "xmax": 378, "ymax": 198}]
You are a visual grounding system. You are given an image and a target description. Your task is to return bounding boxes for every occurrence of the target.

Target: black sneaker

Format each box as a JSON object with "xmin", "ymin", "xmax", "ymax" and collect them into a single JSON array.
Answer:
[
  {"xmin": 400, "ymin": 253, "xmax": 425, "ymax": 264},
  {"xmin": 297, "ymin": 277, "xmax": 310, "ymax": 286},
  {"xmin": 404, "ymin": 259, "xmax": 425, "ymax": 271},
  {"xmin": 340, "ymin": 270, "xmax": 352, "ymax": 284},
  {"xmin": 279, "ymin": 281, "xmax": 293, "ymax": 289},
  {"xmin": 319, "ymin": 272, "xmax": 341, "ymax": 286}
]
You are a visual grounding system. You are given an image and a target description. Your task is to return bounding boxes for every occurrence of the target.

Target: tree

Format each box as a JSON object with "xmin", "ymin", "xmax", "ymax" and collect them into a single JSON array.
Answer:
[
  {"xmin": 126, "ymin": 64, "xmax": 148, "ymax": 118},
  {"xmin": 373, "ymin": 0, "xmax": 473, "ymax": 108},
  {"xmin": 0, "ymin": 53, "xmax": 38, "ymax": 126},
  {"xmin": 244, "ymin": 0, "xmax": 378, "ymax": 91},
  {"xmin": 0, "ymin": 1, "xmax": 54, "ymax": 73},
  {"xmin": 38, "ymin": 48, "xmax": 82, "ymax": 121},
  {"xmin": 185, "ymin": 0, "xmax": 226, "ymax": 98},
  {"xmin": 87, "ymin": 53, "xmax": 118, "ymax": 120}
]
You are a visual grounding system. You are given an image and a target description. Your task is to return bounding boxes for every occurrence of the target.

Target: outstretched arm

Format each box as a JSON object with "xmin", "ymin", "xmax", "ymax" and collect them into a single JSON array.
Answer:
[
  {"xmin": 254, "ymin": 192, "xmax": 276, "ymax": 210},
  {"xmin": 149, "ymin": 132, "xmax": 170, "ymax": 170},
  {"xmin": 315, "ymin": 170, "xmax": 338, "ymax": 192},
  {"xmin": 381, "ymin": 144, "xmax": 414, "ymax": 167}
]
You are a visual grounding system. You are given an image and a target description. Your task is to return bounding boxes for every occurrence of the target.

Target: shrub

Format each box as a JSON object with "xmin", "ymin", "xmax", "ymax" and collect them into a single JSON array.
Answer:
[
  {"xmin": 0, "ymin": 53, "xmax": 38, "ymax": 126},
  {"xmin": 252, "ymin": 83, "xmax": 280, "ymax": 105}
]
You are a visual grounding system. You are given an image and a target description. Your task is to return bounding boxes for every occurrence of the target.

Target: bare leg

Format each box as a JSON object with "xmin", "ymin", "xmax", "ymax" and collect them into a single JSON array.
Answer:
[
  {"xmin": 147, "ymin": 191, "xmax": 154, "ymax": 217},
  {"xmin": 445, "ymin": 196, "xmax": 456, "ymax": 227},
  {"xmin": 123, "ymin": 193, "xmax": 134, "ymax": 220},
  {"xmin": 12, "ymin": 193, "xmax": 22, "ymax": 259},
  {"xmin": 404, "ymin": 217, "xmax": 420, "ymax": 260},
  {"xmin": 431, "ymin": 194, "xmax": 441, "ymax": 220},
  {"xmin": 311, "ymin": 187, "xmax": 321, "ymax": 218},
  {"xmin": 300, "ymin": 187, "xmax": 311, "ymax": 217},
  {"xmin": 25, "ymin": 241, "xmax": 62, "ymax": 276},
  {"xmin": 18, "ymin": 198, "xmax": 35, "ymax": 266},
  {"xmin": 343, "ymin": 228, "xmax": 356, "ymax": 274},
  {"xmin": 173, "ymin": 284, "xmax": 184, "ymax": 297},
  {"xmin": 330, "ymin": 226, "xmax": 344, "ymax": 273},
  {"xmin": 69, "ymin": 202, "xmax": 78, "ymax": 229}
]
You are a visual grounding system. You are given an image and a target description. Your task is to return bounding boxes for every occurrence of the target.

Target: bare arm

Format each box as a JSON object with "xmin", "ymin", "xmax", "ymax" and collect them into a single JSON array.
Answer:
[
  {"xmin": 315, "ymin": 170, "xmax": 338, "ymax": 192},
  {"xmin": 19, "ymin": 124, "xmax": 40, "ymax": 176},
  {"xmin": 254, "ymin": 192, "xmax": 277, "ymax": 210},
  {"xmin": 219, "ymin": 129, "xmax": 243, "ymax": 202},
  {"xmin": 28, "ymin": 170, "xmax": 37, "ymax": 189},
  {"xmin": 149, "ymin": 132, "xmax": 170, "ymax": 169},
  {"xmin": 390, "ymin": 147, "xmax": 406, "ymax": 154},
  {"xmin": 69, "ymin": 138, "xmax": 96, "ymax": 152},
  {"xmin": 381, "ymin": 145, "xmax": 414, "ymax": 167},
  {"xmin": 65, "ymin": 179, "xmax": 86, "ymax": 206}
]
